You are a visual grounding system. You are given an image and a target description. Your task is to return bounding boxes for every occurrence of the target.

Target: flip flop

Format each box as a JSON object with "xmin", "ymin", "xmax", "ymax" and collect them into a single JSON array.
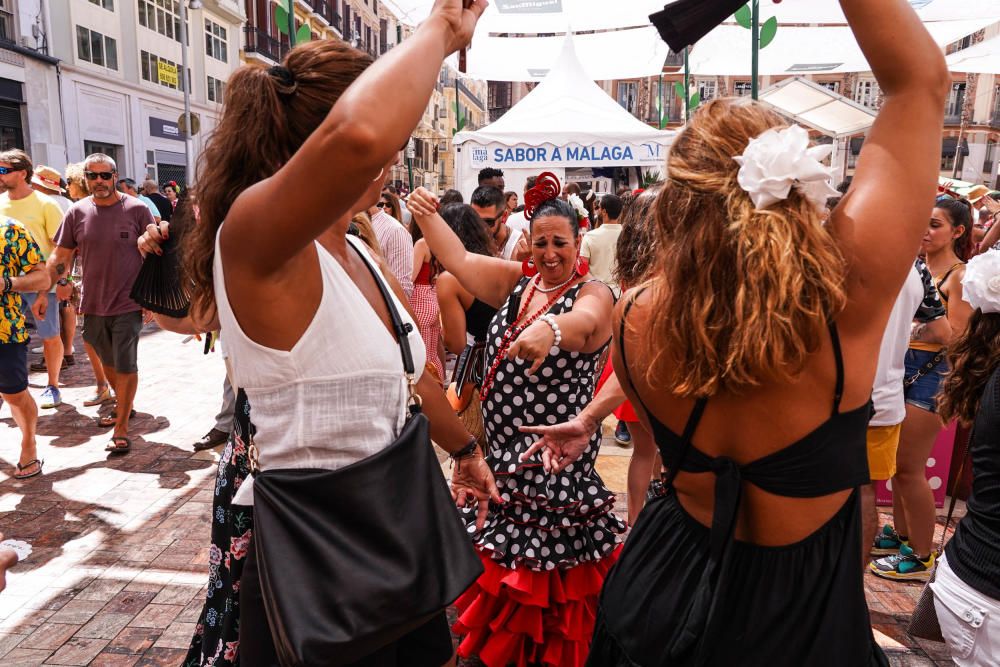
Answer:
[
  {"xmin": 96, "ymin": 410, "xmax": 137, "ymax": 428},
  {"xmin": 104, "ymin": 437, "xmax": 131, "ymax": 453},
  {"xmin": 13, "ymin": 459, "xmax": 44, "ymax": 480}
]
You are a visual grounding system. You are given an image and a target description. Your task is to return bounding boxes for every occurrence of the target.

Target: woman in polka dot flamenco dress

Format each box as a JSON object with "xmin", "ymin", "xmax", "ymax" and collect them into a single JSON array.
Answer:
[{"xmin": 408, "ymin": 175, "xmax": 625, "ymax": 667}]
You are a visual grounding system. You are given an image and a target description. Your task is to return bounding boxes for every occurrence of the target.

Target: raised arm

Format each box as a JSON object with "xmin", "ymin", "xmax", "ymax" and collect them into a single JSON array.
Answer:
[
  {"xmin": 225, "ymin": 0, "xmax": 487, "ymax": 274},
  {"xmin": 833, "ymin": 0, "xmax": 951, "ymax": 319},
  {"xmin": 408, "ymin": 187, "xmax": 522, "ymax": 308}
]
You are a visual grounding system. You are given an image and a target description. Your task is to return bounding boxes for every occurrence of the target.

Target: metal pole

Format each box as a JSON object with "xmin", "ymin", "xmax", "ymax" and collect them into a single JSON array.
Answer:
[
  {"xmin": 751, "ymin": 0, "xmax": 760, "ymax": 100},
  {"xmin": 407, "ymin": 157, "xmax": 414, "ymax": 192},
  {"xmin": 683, "ymin": 46, "xmax": 690, "ymax": 124},
  {"xmin": 287, "ymin": 0, "xmax": 296, "ymax": 47},
  {"xmin": 179, "ymin": 0, "xmax": 192, "ymax": 185},
  {"xmin": 658, "ymin": 74, "xmax": 663, "ymax": 129}
]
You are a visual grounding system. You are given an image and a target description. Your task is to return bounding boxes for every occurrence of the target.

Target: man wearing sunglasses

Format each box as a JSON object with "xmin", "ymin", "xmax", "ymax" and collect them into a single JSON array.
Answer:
[
  {"xmin": 47, "ymin": 154, "xmax": 155, "ymax": 454},
  {"xmin": 471, "ymin": 186, "xmax": 521, "ymax": 260},
  {"xmin": 0, "ymin": 150, "xmax": 68, "ymax": 409}
]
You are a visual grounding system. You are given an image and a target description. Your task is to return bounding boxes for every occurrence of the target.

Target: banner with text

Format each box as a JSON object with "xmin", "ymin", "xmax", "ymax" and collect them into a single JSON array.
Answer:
[{"xmin": 466, "ymin": 141, "xmax": 667, "ymax": 169}]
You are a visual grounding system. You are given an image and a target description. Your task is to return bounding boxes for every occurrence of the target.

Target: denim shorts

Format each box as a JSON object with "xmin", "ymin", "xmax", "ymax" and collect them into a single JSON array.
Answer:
[
  {"xmin": 22, "ymin": 292, "xmax": 60, "ymax": 340},
  {"xmin": 903, "ymin": 348, "xmax": 947, "ymax": 413}
]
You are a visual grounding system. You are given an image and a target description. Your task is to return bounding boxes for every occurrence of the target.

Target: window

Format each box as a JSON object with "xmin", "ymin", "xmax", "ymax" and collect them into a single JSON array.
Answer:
[
  {"xmin": 89, "ymin": 0, "xmax": 113, "ymax": 10},
  {"xmin": 854, "ymin": 79, "xmax": 880, "ymax": 109},
  {"xmin": 141, "ymin": 50, "xmax": 182, "ymax": 90},
  {"xmin": 138, "ymin": 0, "xmax": 183, "ymax": 42},
  {"xmin": 985, "ymin": 140, "xmax": 996, "ymax": 175},
  {"xmin": 696, "ymin": 78, "xmax": 717, "ymax": 103},
  {"xmin": 207, "ymin": 75, "xmax": 225, "ymax": 103},
  {"xmin": 77, "ymin": 26, "xmax": 118, "ymax": 69},
  {"xmin": 946, "ymin": 82, "xmax": 966, "ymax": 120},
  {"xmin": 616, "ymin": 81, "xmax": 638, "ymax": 115},
  {"xmin": 734, "ymin": 81, "xmax": 753, "ymax": 97},
  {"xmin": 205, "ymin": 19, "xmax": 227, "ymax": 62},
  {"xmin": 0, "ymin": 0, "xmax": 14, "ymax": 42},
  {"xmin": 818, "ymin": 81, "xmax": 840, "ymax": 93}
]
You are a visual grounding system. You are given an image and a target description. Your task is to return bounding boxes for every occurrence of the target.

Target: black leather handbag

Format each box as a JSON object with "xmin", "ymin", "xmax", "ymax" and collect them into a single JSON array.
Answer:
[{"xmin": 249, "ymin": 244, "xmax": 483, "ymax": 666}]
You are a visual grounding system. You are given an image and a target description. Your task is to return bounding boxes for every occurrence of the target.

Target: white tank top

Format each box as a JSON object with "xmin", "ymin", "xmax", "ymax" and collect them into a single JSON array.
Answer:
[{"xmin": 213, "ymin": 229, "xmax": 425, "ymax": 505}]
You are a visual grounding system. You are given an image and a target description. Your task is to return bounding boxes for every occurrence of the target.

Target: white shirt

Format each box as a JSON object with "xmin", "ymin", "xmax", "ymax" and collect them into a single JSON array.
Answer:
[
  {"xmin": 580, "ymin": 222, "xmax": 622, "ymax": 296},
  {"xmin": 499, "ymin": 225, "xmax": 521, "ymax": 260},
  {"xmin": 507, "ymin": 211, "xmax": 530, "ymax": 237},
  {"xmin": 370, "ymin": 210, "xmax": 414, "ymax": 297},
  {"xmin": 214, "ymin": 232, "xmax": 425, "ymax": 504},
  {"xmin": 870, "ymin": 265, "xmax": 924, "ymax": 426}
]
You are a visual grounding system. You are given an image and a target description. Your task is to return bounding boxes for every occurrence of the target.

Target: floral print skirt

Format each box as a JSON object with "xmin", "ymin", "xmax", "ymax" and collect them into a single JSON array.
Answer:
[{"xmin": 184, "ymin": 389, "xmax": 254, "ymax": 667}]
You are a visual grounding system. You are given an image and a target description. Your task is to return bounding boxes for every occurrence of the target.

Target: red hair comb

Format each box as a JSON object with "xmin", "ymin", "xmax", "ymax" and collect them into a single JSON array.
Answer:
[{"xmin": 524, "ymin": 172, "xmax": 562, "ymax": 219}]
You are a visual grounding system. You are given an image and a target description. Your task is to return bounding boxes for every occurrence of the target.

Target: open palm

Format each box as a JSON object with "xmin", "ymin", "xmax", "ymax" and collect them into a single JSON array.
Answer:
[{"xmin": 519, "ymin": 415, "xmax": 598, "ymax": 474}]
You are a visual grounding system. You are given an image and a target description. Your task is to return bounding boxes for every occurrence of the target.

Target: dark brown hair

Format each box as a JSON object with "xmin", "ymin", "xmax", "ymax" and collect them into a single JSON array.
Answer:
[
  {"xmin": 184, "ymin": 40, "xmax": 373, "ymax": 323},
  {"xmin": 643, "ymin": 98, "xmax": 847, "ymax": 397},
  {"xmin": 0, "ymin": 149, "xmax": 32, "ymax": 185},
  {"xmin": 939, "ymin": 310, "xmax": 1000, "ymax": 425},
  {"xmin": 613, "ymin": 185, "xmax": 660, "ymax": 290}
]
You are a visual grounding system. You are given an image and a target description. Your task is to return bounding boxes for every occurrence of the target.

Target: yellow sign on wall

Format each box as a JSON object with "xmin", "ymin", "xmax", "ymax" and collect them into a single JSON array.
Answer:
[{"xmin": 157, "ymin": 61, "xmax": 179, "ymax": 87}]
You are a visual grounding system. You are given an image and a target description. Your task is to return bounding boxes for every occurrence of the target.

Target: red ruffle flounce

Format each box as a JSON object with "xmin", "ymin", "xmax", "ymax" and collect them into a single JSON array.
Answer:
[{"xmin": 453, "ymin": 546, "xmax": 622, "ymax": 667}]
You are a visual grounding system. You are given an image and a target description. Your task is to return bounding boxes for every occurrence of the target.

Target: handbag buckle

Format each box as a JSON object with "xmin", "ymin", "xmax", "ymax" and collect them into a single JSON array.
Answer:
[
  {"xmin": 248, "ymin": 435, "xmax": 261, "ymax": 475},
  {"xmin": 407, "ymin": 373, "xmax": 423, "ymax": 409}
]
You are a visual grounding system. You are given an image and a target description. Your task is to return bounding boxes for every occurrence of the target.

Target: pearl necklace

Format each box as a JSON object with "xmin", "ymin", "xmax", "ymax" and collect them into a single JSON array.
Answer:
[{"xmin": 535, "ymin": 274, "xmax": 577, "ymax": 293}]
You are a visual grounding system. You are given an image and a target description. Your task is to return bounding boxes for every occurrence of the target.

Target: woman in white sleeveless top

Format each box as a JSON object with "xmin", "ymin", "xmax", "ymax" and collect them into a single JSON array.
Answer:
[{"xmin": 175, "ymin": 3, "xmax": 497, "ymax": 664}]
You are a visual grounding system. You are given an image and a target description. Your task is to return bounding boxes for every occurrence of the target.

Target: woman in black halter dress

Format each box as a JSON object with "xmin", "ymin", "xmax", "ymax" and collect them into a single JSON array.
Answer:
[{"xmin": 522, "ymin": 2, "xmax": 949, "ymax": 664}]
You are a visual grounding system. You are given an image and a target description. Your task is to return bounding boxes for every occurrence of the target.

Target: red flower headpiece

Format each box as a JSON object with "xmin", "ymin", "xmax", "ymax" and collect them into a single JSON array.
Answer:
[{"xmin": 524, "ymin": 172, "xmax": 561, "ymax": 220}]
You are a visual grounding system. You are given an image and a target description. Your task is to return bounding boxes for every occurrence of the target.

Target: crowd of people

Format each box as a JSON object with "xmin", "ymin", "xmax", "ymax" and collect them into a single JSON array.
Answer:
[{"xmin": 3, "ymin": 0, "xmax": 1000, "ymax": 665}]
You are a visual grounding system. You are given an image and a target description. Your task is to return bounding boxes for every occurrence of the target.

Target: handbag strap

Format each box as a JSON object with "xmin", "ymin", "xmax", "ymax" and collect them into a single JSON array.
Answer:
[
  {"xmin": 904, "ymin": 349, "xmax": 947, "ymax": 389},
  {"xmin": 938, "ymin": 424, "xmax": 974, "ymax": 554},
  {"xmin": 347, "ymin": 239, "xmax": 423, "ymax": 411}
]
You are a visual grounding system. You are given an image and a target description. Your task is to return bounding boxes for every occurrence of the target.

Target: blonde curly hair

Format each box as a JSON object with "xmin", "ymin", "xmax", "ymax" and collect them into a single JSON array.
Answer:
[{"xmin": 642, "ymin": 98, "xmax": 847, "ymax": 397}]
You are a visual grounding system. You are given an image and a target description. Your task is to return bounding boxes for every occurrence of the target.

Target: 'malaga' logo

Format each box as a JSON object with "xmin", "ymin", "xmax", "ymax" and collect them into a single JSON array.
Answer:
[{"xmin": 472, "ymin": 148, "xmax": 489, "ymax": 163}]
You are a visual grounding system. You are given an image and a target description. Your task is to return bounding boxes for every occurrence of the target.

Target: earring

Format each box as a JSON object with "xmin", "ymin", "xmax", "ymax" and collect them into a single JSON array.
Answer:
[
  {"xmin": 372, "ymin": 167, "xmax": 384, "ymax": 183},
  {"xmin": 575, "ymin": 257, "xmax": 589, "ymax": 277},
  {"xmin": 522, "ymin": 258, "xmax": 538, "ymax": 277}
]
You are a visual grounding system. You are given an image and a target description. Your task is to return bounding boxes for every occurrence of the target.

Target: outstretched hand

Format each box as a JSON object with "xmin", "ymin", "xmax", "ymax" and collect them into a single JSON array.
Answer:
[
  {"xmin": 408, "ymin": 187, "xmax": 440, "ymax": 220},
  {"xmin": 429, "ymin": 0, "xmax": 489, "ymax": 56},
  {"xmin": 451, "ymin": 450, "xmax": 502, "ymax": 531},
  {"xmin": 519, "ymin": 413, "xmax": 599, "ymax": 474}
]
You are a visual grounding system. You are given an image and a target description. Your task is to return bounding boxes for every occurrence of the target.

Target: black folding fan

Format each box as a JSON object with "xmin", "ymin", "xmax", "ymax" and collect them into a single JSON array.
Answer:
[{"xmin": 650, "ymin": 0, "xmax": 750, "ymax": 52}]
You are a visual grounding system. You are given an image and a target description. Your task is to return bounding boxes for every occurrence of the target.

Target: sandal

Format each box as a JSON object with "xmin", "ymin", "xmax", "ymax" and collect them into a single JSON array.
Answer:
[
  {"xmin": 104, "ymin": 437, "xmax": 131, "ymax": 453},
  {"xmin": 13, "ymin": 459, "xmax": 44, "ymax": 480},
  {"xmin": 83, "ymin": 387, "xmax": 113, "ymax": 407},
  {"xmin": 96, "ymin": 410, "xmax": 137, "ymax": 428}
]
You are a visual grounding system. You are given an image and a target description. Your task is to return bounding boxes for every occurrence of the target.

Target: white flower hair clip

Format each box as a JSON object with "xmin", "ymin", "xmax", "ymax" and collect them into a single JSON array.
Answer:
[
  {"xmin": 733, "ymin": 124, "xmax": 840, "ymax": 211},
  {"xmin": 962, "ymin": 248, "xmax": 1000, "ymax": 314}
]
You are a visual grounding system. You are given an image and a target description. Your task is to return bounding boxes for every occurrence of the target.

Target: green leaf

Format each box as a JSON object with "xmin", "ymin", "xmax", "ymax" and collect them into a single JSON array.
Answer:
[
  {"xmin": 734, "ymin": 4, "xmax": 752, "ymax": 29},
  {"xmin": 275, "ymin": 4, "xmax": 289, "ymax": 35},
  {"xmin": 674, "ymin": 81, "xmax": 685, "ymax": 100},
  {"xmin": 688, "ymin": 91, "xmax": 701, "ymax": 110},
  {"xmin": 295, "ymin": 22, "xmax": 311, "ymax": 44},
  {"xmin": 759, "ymin": 16, "xmax": 778, "ymax": 48}
]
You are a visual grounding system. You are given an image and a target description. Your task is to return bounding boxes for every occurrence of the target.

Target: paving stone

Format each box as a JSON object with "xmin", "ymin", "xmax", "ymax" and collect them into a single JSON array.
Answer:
[
  {"xmin": 102, "ymin": 592, "xmax": 157, "ymax": 616},
  {"xmin": 127, "ymin": 605, "xmax": 182, "ymax": 630},
  {"xmin": 0, "ymin": 632, "xmax": 27, "ymax": 655},
  {"xmin": 2, "ymin": 648, "xmax": 53, "ymax": 665},
  {"xmin": 104, "ymin": 627, "xmax": 161, "ymax": 655},
  {"xmin": 18, "ymin": 623, "xmax": 82, "ymax": 651},
  {"xmin": 75, "ymin": 579, "xmax": 128, "ymax": 603},
  {"xmin": 88, "ymin": 653, "xmax": 139, "ymax": 666},
  {"xmin": 133, "ymin": 647, "xmax": 188, "ymax": 666},
  {"xmin": 150, "ymin": 621, "xmax": 196, "ymax": 650},
  {"xmin": 73, "ymin": 612, "xmax": 133, "ymax": 640},
  {"xmin": 149, "ymin": 585, "xmax": 200, "ymax": 607},
  {"xmin": 42, "ymin": 637, "xmax": 109, "ymax": 665}
]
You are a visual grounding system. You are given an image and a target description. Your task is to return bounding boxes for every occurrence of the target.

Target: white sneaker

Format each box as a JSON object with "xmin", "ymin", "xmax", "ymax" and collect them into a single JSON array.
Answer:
[{"xmin": 31, "ymin": 346, "xmax": 43, "ymax": 354}]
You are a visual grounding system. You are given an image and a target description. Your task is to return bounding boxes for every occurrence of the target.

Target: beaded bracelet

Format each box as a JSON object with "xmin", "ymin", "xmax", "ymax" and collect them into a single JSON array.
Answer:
[
  {"xmin": 540, "ymin": 314, "xmax": 562, "ymax": 348},
  {"xmin": 449, "ymin": 436, "xmax": 479, "ymax": 461},
  {"xmin": 1, "ymin": 276, "xmax": 11, "ymax": 293}
]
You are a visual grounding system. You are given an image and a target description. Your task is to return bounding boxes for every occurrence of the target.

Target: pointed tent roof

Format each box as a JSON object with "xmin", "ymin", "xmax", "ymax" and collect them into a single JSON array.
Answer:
[{"xmin": 454, "ymin": 37, "xmax": 675, "ymax": 149}]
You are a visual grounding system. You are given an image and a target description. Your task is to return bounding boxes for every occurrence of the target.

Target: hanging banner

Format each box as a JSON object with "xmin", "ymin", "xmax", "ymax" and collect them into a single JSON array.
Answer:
[
  {"xmin": 466, "ymin": 141, "xmax": 667, "ymax": 168},
  {"xmin": 157, "ymin": 61, "xmax": 179, "ymax": 87},
  {"xmin": 495, "ymin": 0, "xmax": 562, "ymax": 13}
]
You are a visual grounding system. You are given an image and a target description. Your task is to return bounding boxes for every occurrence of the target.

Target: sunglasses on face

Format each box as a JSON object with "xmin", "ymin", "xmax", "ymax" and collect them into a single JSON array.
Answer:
[
  {"xmin": 376, "ymin": 201, "xmax": 390, "ymax": 208},
  {"xmin": 0, "ymin": 166, "xmax": 21, "ymax": 175},
  {"xmin": 85, "ymin": 171, "xmax": 115, "ymax": 181}
]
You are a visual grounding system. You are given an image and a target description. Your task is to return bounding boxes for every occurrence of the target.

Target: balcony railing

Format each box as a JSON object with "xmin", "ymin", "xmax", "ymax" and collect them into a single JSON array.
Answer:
[
  {"xmin": 990, "ymin": 113, "xmax": 1000, "ymax": 129},
  {"xmin": 489, "ymin": 106, "xmax": 511, "ymax": 123},
  {"xmin": 309, "ymin": 0, "xmax": 339, "ymax": 28},
  {"xmin": 944, "ymin": 114, "xmax": 962, "ymax": 126},
  {"xmin": 244, "ymin": 26, "xmax": 283, "ymax": 63}
]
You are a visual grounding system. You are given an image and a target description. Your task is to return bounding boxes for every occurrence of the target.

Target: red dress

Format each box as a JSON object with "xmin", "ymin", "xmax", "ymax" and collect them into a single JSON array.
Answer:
[{"xmin": 595, "ymin": 351, "xmax": 638, "ymax": 422}]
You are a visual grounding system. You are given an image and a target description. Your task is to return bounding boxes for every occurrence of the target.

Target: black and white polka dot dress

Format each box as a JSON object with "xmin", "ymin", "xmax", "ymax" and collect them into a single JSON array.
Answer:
[{"xmin": 462, "ymin": 277, "xmax": 626, "ymax": 571}]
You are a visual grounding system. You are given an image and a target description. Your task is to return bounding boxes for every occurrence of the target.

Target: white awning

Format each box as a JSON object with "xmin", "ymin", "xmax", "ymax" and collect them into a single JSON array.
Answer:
[
  {"xmin": 759, "ymin": 78, "xmax": 876, "ymax": 138},
  {"xmin": 464, "ymin": 27, "xmax": 670, "ymax": 82},
  {"xmin": 380, "ymin": 0, "xmax": 666, "ymax": 30},
  {"xmin": 947, "ymin": 35, "xmax": 1000, "ymax": 73},
  {"xmin": 687, "ymin": 19, "xmax": 996, "ymax": 76}
]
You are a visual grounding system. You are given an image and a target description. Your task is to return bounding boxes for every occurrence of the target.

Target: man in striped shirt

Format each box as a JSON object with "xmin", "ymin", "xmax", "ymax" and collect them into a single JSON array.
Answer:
[{"xmin": 370, "ymin": 206, "xmax": 414, "ymax": 298}]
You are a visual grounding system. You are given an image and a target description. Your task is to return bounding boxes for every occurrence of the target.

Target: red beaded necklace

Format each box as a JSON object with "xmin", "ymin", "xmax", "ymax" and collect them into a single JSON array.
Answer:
[{"xmin": 480, "ymin": 276, "xmax": 578, "ymax": 399}]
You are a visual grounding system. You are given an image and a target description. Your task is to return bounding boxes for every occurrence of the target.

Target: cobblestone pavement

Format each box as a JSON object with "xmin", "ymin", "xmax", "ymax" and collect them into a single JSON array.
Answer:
[{"xmin": 0, "ymin": 325, "xmax": 957, "ymax": 665}]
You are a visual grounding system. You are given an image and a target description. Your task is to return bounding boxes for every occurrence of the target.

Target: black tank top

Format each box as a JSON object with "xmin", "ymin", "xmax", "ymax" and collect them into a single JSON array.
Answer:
[
  {"xmin": 586, "ymin": 298, "xmax": 887, "ymax": 667},
  {"xmin": 465, "ymin": 298, "xmax": 496, "ymax": 343}
]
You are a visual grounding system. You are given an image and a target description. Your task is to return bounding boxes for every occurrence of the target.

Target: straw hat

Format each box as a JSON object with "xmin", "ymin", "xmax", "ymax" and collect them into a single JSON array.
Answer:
[
  {"xmin": 966, "ymin": 184, "xmax": 991, "ymax": 203},
  {"xmin": 31, "ymin": 165, "xmax": 65, "ymax": 193}
]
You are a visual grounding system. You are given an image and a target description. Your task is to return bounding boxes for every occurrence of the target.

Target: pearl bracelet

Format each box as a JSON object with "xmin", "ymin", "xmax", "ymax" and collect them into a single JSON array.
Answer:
[{"xmin": 540, "ymin": 314, "xmax": 562, "ymax": 349}]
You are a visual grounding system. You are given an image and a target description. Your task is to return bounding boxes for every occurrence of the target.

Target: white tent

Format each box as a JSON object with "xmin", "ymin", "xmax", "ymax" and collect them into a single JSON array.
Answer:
[
  {"xmin": 947, "ymin": 35, "xmax": 1000, "ymax": 73},
  {"xmin": 452, "ymin": 37, "xmax": 676, "ymax": 196}
]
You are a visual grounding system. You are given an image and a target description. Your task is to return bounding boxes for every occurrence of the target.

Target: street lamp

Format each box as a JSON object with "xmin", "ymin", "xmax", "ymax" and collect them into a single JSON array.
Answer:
[{"xmin": 178, "ymin": 0, "xmax": 201, "ymax": 186}]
